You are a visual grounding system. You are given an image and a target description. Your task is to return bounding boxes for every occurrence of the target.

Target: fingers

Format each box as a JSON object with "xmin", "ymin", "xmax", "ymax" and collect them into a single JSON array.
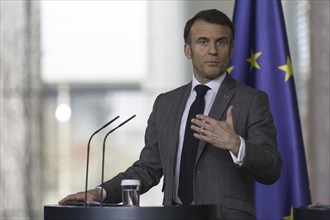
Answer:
[
  {"xmin": 226, "ymin": 105, "xmax": 234, "ymax": 127},
  {"xmin": 191, "ymin": 105, "xmax": 235, "ymax": 131},
  {"xmin": 58, "ymin": 192, "xmax": 85, "ymax": 205},
  {"xmin": 191, "ymin": 106, "xmax": 235, "ymax": 137},
  {"xmin": 190, "ymin": 106, "xmax": 239, "ymax": 151},
  {"xmin": 192, "ymin": 115, "xmax": 214, "ymax": 130},
  {"xmin": 191, "ymin": 115, "xmax": 214, "ymax": 139},
  {"xmin": 193, "ymin": 106, "xmax": 234, "ymax": 126},
  {"xmin": 58, "ymin": 189, "xmax": 101, "ymax": 205},
  {"xmin": 194, "ymin": 114, "xmax": 213, "ymax": 125}
]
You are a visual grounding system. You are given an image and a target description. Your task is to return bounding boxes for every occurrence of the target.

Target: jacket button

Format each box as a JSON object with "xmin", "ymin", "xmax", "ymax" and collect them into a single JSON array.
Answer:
[{"xmin": 195, "ymin": 170, "xmax": 201, "ymax": 173}]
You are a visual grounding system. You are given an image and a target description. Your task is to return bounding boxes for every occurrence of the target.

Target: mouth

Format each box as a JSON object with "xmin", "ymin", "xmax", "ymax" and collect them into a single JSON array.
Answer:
[{"xmin": 205, "ymin": 61, "xmax": 219, "ymax": 65}]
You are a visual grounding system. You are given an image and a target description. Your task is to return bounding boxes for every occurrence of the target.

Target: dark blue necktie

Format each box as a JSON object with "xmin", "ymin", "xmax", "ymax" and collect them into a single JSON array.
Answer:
[{"xmin": 178, "ymin": 84, "xmax": 210, "ymax": 205}]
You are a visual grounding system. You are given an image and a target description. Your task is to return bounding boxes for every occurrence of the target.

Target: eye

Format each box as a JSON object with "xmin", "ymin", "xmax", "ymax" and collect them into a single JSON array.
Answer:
[
  {"xmin": 216, "ymin": 39, "xmax": 227, "ymax": 46},
  {"xmin": 198, "ymin": 39, "xmax": 208, "ymax": 46}
]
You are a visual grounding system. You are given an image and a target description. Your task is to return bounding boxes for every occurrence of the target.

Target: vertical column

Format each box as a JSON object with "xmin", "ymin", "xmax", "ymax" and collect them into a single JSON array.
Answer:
[
  {"xmin": 283, "ymin": 1, "xmax": 311, "ymax": 146},
  {"xmin": 308, "ymin": 1, "xmax": 330, "ymax": 204},
  {"xmin": 0, "ymin": 1, "xmax": 42, "ymax": 219}
]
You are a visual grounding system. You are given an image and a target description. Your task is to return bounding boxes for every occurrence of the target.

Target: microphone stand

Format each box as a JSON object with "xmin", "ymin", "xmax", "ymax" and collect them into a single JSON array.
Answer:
[
  {"xmin": 100, "ymin": 115, "xmax": 136, "ymax": 206},
  {"xmin": 84, "ymin": 116, "xmax": 119, "ymax": 207}
]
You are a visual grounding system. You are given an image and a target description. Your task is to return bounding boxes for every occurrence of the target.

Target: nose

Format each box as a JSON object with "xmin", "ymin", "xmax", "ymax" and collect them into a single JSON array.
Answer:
[{"xmin": 208, "ymin": 42, "xmax": 217, "ymax": 55}]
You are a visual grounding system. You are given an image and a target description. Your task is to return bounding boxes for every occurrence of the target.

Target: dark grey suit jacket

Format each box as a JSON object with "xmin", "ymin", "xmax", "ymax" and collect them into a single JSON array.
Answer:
[{"xmin": 102, "ymin": 74, "xmax": 282, "ymax": 219}]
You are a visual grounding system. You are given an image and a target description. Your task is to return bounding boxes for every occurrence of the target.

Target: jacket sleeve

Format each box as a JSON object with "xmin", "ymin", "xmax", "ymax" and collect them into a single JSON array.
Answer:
[{"xmin": 241, "ymin": 91, "xmax": 283, "ymax": 184}]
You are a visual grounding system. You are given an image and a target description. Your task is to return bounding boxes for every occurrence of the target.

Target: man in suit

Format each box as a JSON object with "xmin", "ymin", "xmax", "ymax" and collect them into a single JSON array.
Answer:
[{"xmin": 59, "ymin": 9, "xmax": 282, "ymax": 219}]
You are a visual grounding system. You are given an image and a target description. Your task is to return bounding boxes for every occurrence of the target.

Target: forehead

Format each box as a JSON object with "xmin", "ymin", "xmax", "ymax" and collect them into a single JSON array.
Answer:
[{"xmin": 190, "ymin": 20, "xmax": 231, "ymax": 39}]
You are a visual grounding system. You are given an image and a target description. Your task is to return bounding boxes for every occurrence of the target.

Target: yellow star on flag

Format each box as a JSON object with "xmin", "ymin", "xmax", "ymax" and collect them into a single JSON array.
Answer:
[
  {"xmin": 247, "ymin": 50, "xmax": 262, "ymax": 71},
  {"xmin": 226, "ymin": 66, "xmax": 234, "ymax": 74},
  {"xmin": 278, "ymin": 56, "xmax": 293, "ymax": 81},
  {"xmin": 283, "ymin": 207, "xmax": 294, "ymax": 220}
]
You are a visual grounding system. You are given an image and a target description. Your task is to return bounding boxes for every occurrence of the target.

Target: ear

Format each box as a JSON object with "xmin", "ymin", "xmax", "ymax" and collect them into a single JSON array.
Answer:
[{"xmin": 184, "ymin": 43, "xmax": 192, "ymax": 59}]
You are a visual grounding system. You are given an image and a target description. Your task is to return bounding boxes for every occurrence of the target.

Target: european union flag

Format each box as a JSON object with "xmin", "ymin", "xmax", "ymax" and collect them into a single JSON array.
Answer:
[{"xmin": 229, "ymin": 0, "xmax": 311, "ymax": 219}]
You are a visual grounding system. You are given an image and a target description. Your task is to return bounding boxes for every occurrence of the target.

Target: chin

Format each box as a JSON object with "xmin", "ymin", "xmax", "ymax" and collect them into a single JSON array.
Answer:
[{"xmin": 205, "ymin": 72, "xmax": 224, "ymax": 79}]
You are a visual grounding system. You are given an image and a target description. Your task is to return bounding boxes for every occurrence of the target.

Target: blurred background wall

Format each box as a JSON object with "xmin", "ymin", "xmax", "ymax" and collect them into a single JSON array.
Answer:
[
  {"xmin": 1, "ymin": 1, "xmax": 42, "ymax": 218},
  {"xmin": 1, "ymin": 1, "xmax": 329, "ymax": 219}
]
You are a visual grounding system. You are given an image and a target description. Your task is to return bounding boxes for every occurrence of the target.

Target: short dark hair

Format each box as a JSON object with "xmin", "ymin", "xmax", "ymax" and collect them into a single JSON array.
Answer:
[{"xmin": 184, "ymin": 9, "xmax": 235, "ymax": 44}]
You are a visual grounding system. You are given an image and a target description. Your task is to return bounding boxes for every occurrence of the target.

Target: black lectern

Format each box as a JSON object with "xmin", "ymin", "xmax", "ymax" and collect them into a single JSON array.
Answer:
[
  {"xmin": 294, "ymin": 205, "xmax": 330, "ymax": 220},
  {"xmin": 44, "ymin": 205, "xmax": 217, "ymax": 220}
]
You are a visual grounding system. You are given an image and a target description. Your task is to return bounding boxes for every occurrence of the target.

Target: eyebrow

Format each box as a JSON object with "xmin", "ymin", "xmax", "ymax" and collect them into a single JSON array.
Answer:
[
  {"xmin": 196, "ymin": 37, "xmax": 209, "ymax": 41},
  {"xmin": 216, "ymin": 37, "xmax": 228, "ymax": 41},
  {"xmin": 195, "ymin": 36, "xmax": 228, "ymax": 42}
]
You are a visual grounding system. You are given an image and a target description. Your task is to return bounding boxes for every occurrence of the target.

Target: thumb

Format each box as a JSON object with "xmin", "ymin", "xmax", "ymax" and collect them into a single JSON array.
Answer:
[{"xmin": 226, "ymin": 105, "xmax": 234, "ymax": 127}]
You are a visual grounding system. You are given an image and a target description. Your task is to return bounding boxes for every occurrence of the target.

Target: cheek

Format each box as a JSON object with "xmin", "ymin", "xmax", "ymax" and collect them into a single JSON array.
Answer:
[{"xmin": 220, "ymin": 50, "xmax": 232, "ymax": 61}]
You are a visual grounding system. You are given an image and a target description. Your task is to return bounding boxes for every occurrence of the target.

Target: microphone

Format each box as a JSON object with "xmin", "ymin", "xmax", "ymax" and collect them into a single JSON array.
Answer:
[
  {"xmin": 100, "ymin": 115, "xmax": 136, "ymax": 206},
  {"xmin": 84, "ymin": 116, "xmax": 120, "ymax": 207}
]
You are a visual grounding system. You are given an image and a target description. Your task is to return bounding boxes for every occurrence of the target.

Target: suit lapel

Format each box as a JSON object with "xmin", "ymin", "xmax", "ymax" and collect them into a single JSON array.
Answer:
[
  {"xmin": 169, "ymin": 83, "xmax": 192, "ymax": 170},
  {"xmin": 209, "ymin": 74, "xmax": 236, "ymax": 120},
  {"xmin": 196, "ymin": 74, "xmax": 236, "ymax": 161}
]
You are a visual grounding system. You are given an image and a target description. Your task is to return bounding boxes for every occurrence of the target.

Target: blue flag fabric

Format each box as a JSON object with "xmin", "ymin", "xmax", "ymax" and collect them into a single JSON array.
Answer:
[{"xmin": 229, "ymin": 0, "xmax": 311, "ymax": 219}]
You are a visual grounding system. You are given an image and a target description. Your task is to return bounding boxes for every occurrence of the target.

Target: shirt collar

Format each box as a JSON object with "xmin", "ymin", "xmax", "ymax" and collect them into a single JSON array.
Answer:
[{"xmin": 191, "ymin": 73, "xmax": 226, "ymax": 93}]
